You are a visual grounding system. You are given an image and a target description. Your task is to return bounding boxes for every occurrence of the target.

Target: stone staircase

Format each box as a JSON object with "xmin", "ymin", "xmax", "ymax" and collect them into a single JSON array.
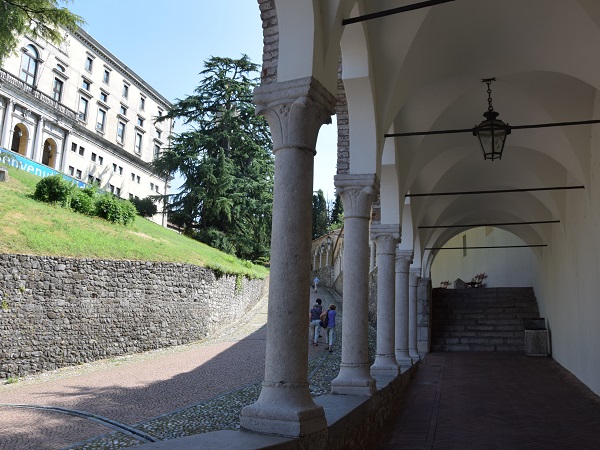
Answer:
[{"xmin": 431, "ymin": 287, "xmax": 540, "ymax": 352}]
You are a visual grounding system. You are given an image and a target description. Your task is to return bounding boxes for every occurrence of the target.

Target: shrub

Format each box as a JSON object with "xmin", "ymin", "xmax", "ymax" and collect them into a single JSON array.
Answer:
[
  {"xmin": 95, "ymin": 193, "xmax": 137, "ymax": 225},
  {"xmin": 131, "ymin": 196, "xmax": 158, "ymax": 217},
  {"xmin": 33, "ymin": 175, "xmax": 74, "ymax": 206},
  {"xmin": 71, "ymin": 185, "xmax": 98, "ymax": 216}
]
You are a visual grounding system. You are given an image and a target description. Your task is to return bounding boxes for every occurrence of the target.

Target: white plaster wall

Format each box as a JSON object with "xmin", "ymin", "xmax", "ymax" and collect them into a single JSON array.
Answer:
[{"xmin": 430, "ymin": 227, "xmax": 538, "ymax": 288}]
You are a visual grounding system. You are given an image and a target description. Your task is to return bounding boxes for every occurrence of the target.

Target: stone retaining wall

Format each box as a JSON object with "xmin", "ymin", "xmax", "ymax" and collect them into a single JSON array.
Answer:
[{"xmin": 0, "ymin": 254, "xmax": 268, "ymax": 379}]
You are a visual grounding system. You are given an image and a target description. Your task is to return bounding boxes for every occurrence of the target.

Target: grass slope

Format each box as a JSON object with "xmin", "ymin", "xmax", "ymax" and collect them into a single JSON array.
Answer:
[{"xmin": 0, "ymin": 164, "xmax": 268, "ymax": 279}]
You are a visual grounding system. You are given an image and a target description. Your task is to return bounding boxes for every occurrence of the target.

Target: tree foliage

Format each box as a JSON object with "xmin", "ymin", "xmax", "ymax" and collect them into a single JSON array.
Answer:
[
  {"xmin": 0, "ymin": 0, "xmax": 83, "ymax": 62},
  {"xmin": 312, "ymin": 189, "xmax": 329, "ymax": 239},
  {"xmin": 330, "ymin": 194, "xmax": 343, "ymax": 226},
  {"xmin": 154, "ymin": 55, "xmax": 273, "ymax": 262}
]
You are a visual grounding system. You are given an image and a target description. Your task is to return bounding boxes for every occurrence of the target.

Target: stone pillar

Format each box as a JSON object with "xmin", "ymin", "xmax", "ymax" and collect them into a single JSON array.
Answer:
[
  {"xmin": 395, "ymin": 250, "xmax": 413, "ymax": 369},
  {"xmin": 240, "ymin": 77, "xmax": 335, "ymax": 438},
  {"xmin": 370, "ymin": 224, "xmax": 400, "ymax": 379},
  {"xmin": 331, "ymin": 173, "xmax": 379, "ymax": 396},
  {"xmin": 409, "ymin": 267, "xmax": 421, "ymax": 362},
  {"xmin": 31, "ymin": 117, "xmax": 44, "ymax": 161},
  {"xmin": 369, "ymin": 241, "xmax": 376, "ymax": 271},
  {"xmin": 60, "ymin": 131, "xmax": 71, "ymax": 173},
  {"xmin": 312, "ymin": 251, "xmax": 317, "ymax": 270},
  {"xmin": 1, "ymin": 99, "xmax": 14, "ymax": 149},
  {"xmin": 417, "ymin": 277, "xmax": 432, "ymax": 356}
]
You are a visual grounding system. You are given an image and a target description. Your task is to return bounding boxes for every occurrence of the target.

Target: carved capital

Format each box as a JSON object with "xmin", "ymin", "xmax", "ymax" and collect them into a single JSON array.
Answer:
[
  {"xmin": 395, "ymin": 250, "xmax": 413, "ymax": 273},
  {"xmin": 334, "ymin": 173, "xmax": 379, "ymax": 219},
  {"xmin": 409, "ymin": 267, "xmax": 421, "ymax": 287},
  {"xmin": 371, "ymin": 223, "xmax": 400, "ymax": 255},
  {"xmin": 253, "ymin": 77, "xmax": 336, "ymax": 155}
]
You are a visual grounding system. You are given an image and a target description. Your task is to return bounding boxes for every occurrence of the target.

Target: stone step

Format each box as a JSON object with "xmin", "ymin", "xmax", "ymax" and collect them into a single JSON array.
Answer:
[{"xmin": 431, "ymin": 343, "xmax": 524, "ymax": 352}]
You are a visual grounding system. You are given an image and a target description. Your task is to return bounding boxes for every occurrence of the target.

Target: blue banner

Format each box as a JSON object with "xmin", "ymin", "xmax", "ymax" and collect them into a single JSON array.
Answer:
[{"xmin": 0, "ymin": 147, "xmax": 86, "ymax": 188}]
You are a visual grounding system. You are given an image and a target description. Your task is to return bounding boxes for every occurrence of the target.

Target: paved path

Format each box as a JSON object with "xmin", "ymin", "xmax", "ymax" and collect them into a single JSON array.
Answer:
[{"xmin": 378, "ymin": 352, "xmax": 600, "ymax": 449}]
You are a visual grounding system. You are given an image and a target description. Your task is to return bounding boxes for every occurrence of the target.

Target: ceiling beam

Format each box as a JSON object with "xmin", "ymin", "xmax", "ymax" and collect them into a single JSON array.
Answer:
[
  {"xmin": 419, "ymin": 220, "xmax": 560, "ymax": 229},
  {"xmin": 342, "ymin": 0, "xmax": 456, "ymax": 26},
  {"xmin": 406, "ymin": 186, "xmax": 584, "ymax": 198}
]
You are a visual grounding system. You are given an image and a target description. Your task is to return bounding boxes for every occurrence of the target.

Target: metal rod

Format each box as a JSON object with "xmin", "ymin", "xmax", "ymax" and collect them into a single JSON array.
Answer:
[
  {"xmin": 419, "ymin": 220, "xmax": 560, "ymax": 229},
  {"xmin": 406, "ymin": 185, "xmax": 584, "ymax": 198},
  {"xmin": 425, "ymin": 244, "xmax": 547, "ymax": 250},
  {"xmin": 385, "ymin": 119, "xmax": 600, "ymax": 138},
  {"xmin": 342, "ymin": 0, "xmax": 456, "ymax": 26}
]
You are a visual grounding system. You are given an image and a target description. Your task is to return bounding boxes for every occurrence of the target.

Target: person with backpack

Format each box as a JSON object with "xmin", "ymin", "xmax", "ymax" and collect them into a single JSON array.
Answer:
[
  {"xmin": 322, "ymin": 304, "xmax": 336, "ymax": 352},
  {"xmin": 308, "ymin": 299, "xmax": 323, "ymax": 346}
]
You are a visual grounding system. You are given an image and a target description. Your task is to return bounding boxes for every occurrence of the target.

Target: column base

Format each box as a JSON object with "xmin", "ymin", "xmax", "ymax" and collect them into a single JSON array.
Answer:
[
  {"xmin": 331, "ymin": 363, "xmax": 377, "ymax": 396},
  {"xmin": 396, "ymin": 351, "xmax": 413, "ymax": 369},
  {"xmin": 240, "ymin": 381, "xmax": 327, "ymax": 437},
  {"xmin": 370, "ymin": 354, "xmax": 400, "ymax": 378},
  {"xmin": 409, "ymin": 350, "xmax": 420, "ymax": 363}
]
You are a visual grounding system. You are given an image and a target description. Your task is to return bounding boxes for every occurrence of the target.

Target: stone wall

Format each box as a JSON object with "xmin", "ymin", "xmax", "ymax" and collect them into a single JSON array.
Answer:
[
  {"xmin": 0, "ymin": 254, "xmax": 268, "ymax": 379},
  {"xmin": 258, "ymin": 0, "xmax": 278, "ymax": 84}
]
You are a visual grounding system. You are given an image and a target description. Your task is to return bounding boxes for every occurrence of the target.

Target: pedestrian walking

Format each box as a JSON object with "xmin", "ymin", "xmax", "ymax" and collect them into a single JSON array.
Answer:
[
  {"xmin": 308, "ymin": 299, "xmax": 322, "ymax": 346},
  {"xmin": 313, "ymin": 276, "xmax": 320, "ymax": 293},
  {"xmin": 324, "ymin": 304, "xmax": 336, "ymax": 352}
]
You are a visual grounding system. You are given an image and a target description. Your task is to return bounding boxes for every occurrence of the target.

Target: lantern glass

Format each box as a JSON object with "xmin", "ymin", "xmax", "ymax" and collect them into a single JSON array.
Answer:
[{"xmin": 474, "ymin": 111, "xmax": 510, "ymax": 160}]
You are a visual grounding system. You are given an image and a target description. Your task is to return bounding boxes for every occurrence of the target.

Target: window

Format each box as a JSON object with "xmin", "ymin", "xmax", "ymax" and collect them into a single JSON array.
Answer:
[
  {"xmin": 116, "ymin": 187, "xmax": 121, "ymax": 197},
  {"xmin": 112, "ymin": 163, "xmax": 117, "ymax": 172},
  {"xmin": 52, "ymin": 78, "xmax": 63, "ymax": 102},
  {"xmin": 75, "ymin": 169, "xmax": 82, "ymax": 179},
  {"xmin": 131, "ymin": 172, "xmax": 135, "ymax": 181},
  {"xmin": 78, "ymin": 97, "xmax": 89, "ymax": 121},
  {"xmin": 56, "ymin": 63, "xmax": 66, "ymax": 73},
  {"xmin": 98, "ymin": 156, "xmax": 104, "ymax": 165},
  {"xmin": 85, "ymin": 56, "xmax": 93, "ymax": 72},
  {"xmin": 91, "ymin": 152, "xmax": 97, "ymax": 162},
  {"xmin": 68, "ymin": 166, "xmax": 74, "ymax": 176},
  {"xmin": 155, "ymin": 128, "xmax": 161, "ymax": 139},
  {"xmin": 129, "ymin": 193, "xmax": 134, "ymax": 200},
  {"xmin": 137, "ymin": 116, "xmax": 144, "ymax": 127},
  {"xmin": 71, "ymin": 143, "xmax": 77, "ymax": 152},
  {"xmin": 136, "ymin": 175, "xmax": 140, "ymax": 184},
  {"xmin": 158, "ymin": 108, "xmax": 163, "ymax": 117},
  {"xmin": 119, "ymin": 104, "xmax": 127, "ymax": 116},
  {"xmin": 116, "ymin": 121, "xmax": 126, "ymax": 144},
  {"xmin": 96, "ymin": 108, "xmax": 106, "ymax": 131},
  {"xmin": 139, "ymin": 96, "xmax": 145, "ymax": 111},
  {"xmin": 155, "ymin": 184, "xmax": 160, "ymax": 193},
  {"xmin": 99, "ymin": 91, "xmax": 108, "ymax": 103},
  {"xmin": 153, "ymin": 144, "xmax": 160, "ymax": 160},
  {"xmin": 109, "ymin": 184, "xmax": 115, "ymax": 194},
  {"xmin": 123, "ymin": 83, "xmax": 129, "ymax": 98},
  {"xmin": 81, "ymin": 78, "xmax": 91, "ymax": 91},
  {"xmin": 150, "ymin": 182, "xmax": 154, "ymax": 191},
  {"xmin": 119, "ymin": 166, "xmax": 123, "ymax": 175},
  {"xmin": 88, "ymin": 175, "xmax": 95, "ymax": 184},
  {"xmin": 19, "ymin": 45, "xmax": 38, "ymax": 85},
  {"xmin": 103, "ymin": 69, "xmax": 110, "ymax": 84},
  {"xmin": 78, "ymin": 146, "xmax": 85, "ymax": 156},
  {"xmin": 134, "ymin": 132, "xmax": 143, "ymax": 154}
]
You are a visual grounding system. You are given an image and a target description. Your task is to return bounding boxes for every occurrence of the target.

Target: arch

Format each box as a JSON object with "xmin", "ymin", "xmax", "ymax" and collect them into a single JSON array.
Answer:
[
  {"xmin": 19, "ymin": 44, "xmax": 39, "ymax": 86},
  {"xmin": 10, "ymin": 124, "xmax": 28, "ymax": 156},
  {"xmin": 42, "ymin": 138, "xmax": 57, "ymax": 168}
]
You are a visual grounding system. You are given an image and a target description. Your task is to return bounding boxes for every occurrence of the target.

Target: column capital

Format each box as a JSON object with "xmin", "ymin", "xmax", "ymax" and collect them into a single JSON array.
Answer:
[
  {"xmin": 395, "ymin": 250, "xmax": 413, "ymax": 273},
  {"xmin": 370, "ymin": 223, "xmax": 400, "ymax": 255},
  {"xmin": 334, "ymin": 173, "xmax": 379, "ymax": 219},
  {"xmin": 409, "ymin": 267, "xmax": 421, "ymax": 287},
  {"xmin": 253, "ymin": 76, "xmax": 336, "ymax": 155}
]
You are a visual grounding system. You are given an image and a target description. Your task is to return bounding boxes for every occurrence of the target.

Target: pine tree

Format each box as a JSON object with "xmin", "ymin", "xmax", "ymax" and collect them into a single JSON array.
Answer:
[
  {"xmin": 312, "ymin": 189, "xmax": 329, "ymax": 239},
  {"xmin": 154, "ymin": 55, "xmax": 273, "ymax": 262}
]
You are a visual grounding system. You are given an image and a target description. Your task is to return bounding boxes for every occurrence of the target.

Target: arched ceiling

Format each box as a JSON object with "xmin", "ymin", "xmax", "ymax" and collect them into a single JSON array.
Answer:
[
  {"xmin": 272, "ymin": 0, "xmax": 600, "ymax": 259},
  {"xmin": 338, "ymin": 0, "xmax": 600, "ymax": 255}
]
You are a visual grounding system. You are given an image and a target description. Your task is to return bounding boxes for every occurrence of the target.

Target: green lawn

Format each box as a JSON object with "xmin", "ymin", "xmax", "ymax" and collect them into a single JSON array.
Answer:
[{"xmin": 0, "ymin": 164, "xmax": 269, "ymax": 279}]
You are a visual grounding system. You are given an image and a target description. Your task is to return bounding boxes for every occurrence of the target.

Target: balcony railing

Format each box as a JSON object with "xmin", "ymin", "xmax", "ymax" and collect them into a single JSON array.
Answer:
[{"xmin": 0, "ymin": 68, "xmax": 78, "ymax": 121}]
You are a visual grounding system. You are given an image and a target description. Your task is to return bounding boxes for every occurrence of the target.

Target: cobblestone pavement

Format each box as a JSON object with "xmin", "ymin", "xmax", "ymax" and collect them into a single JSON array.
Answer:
[{"xmin": 0, "ymin": 287, "xmax": 347, "ymax": 450}]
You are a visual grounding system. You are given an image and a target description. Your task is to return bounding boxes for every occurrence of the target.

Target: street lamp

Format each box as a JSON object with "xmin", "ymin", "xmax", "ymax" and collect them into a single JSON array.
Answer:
[{"xmin": 473, "ymin": 78, "xmax": 511, "ymax": 161}]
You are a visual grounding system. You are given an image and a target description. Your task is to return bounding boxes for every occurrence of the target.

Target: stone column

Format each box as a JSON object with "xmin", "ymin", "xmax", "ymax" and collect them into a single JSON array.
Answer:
[
  {"xmin": 331, "ymin": 173, "xmax": 379, "ymax": 396},
  {"xmin": 409, "ymin": 267, "xmax": 421, "ymax": 362},
  {"xmin": 240, "ymin": 77, "xmax": 335, "ymax": 438},
  {"xmin": 1, "ymin": 99, "xmax": 14, "ymax": 150},
  {"xmin": 369, "ymin": 241, "xmax": 376, "ymax": 271},
  {"xmin": 31, "ymin": 117, "xmax": 44, "ymax": 161},
  {"xmin": 417, "ymin": 277, "xmax": 431, "ymax": 356},
  {"xmin": 395, "ymin": 250, "xmax": 413, "ymax": 369},
  {"xmin": 370, "ymin": 224, "xmax": 400, "ymax": 379},
  {"xmin": 60, "ymin": 131, "xmax": 71, "ymax": 173}
]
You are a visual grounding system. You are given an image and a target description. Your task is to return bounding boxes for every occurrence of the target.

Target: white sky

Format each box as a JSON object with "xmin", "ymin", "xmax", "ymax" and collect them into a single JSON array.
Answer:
[{"xmin": 68, "ymin": 0, "xmax": 337, "ymax": 200}]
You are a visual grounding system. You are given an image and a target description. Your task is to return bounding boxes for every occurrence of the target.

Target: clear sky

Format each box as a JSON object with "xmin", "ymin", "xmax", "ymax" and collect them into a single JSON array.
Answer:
[{"xmin": 68, "ymin": 0, "xmax": 338, "ymax": 200}]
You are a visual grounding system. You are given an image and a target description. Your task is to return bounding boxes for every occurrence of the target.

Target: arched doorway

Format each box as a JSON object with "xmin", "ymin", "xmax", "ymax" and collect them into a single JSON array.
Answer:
[
  {"xmin": 10, "ymin": 124, "xmax": 28, "ymax": 155},
  {"xmin": 41, "ymin": 138, "xmax": 57, "ymax": 168}
]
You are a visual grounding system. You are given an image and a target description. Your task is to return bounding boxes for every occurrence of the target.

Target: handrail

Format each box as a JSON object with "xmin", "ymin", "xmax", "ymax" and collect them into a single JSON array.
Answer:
[{"xmin": 0, "ymin": 68, "xmax": 78, "ymax": 121}]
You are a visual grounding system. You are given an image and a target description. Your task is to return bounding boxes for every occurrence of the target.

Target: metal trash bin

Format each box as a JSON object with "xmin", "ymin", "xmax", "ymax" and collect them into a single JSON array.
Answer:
[{"xmin": 523, "ymin": 318, "xmax": 549, "ymax": 356}]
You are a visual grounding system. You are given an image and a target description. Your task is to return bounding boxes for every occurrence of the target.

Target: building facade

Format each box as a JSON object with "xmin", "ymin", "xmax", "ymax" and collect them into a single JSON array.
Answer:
[{"xmin": 0, "ymin": 27, "xmax": 173, "ymax": 225}]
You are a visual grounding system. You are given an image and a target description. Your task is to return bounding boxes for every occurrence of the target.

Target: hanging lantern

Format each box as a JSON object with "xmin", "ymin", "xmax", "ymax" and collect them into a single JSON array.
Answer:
[{"xmin": 473, "ymin": 78, "xmax": 511, "ymax": 160}]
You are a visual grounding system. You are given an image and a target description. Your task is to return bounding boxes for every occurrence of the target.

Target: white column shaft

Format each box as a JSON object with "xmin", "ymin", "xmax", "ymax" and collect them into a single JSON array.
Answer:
[
  {"xmin": 409, "ymin": 268, "xmax": 420, "ymax": 361},
  {"xmin": 1, "ymin": 100, "xmax": 14, "ymax": 149},
  {"xmin": 370, "ymin": 225, "xmax": 400, "ymax": 378},
  {"xmin": 331, "ymin": 173, "xmax": 378, "ymax": 396},
  {"xmin": 395, "ymin": 251, "xmax": 413, "ymax": 368}
]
